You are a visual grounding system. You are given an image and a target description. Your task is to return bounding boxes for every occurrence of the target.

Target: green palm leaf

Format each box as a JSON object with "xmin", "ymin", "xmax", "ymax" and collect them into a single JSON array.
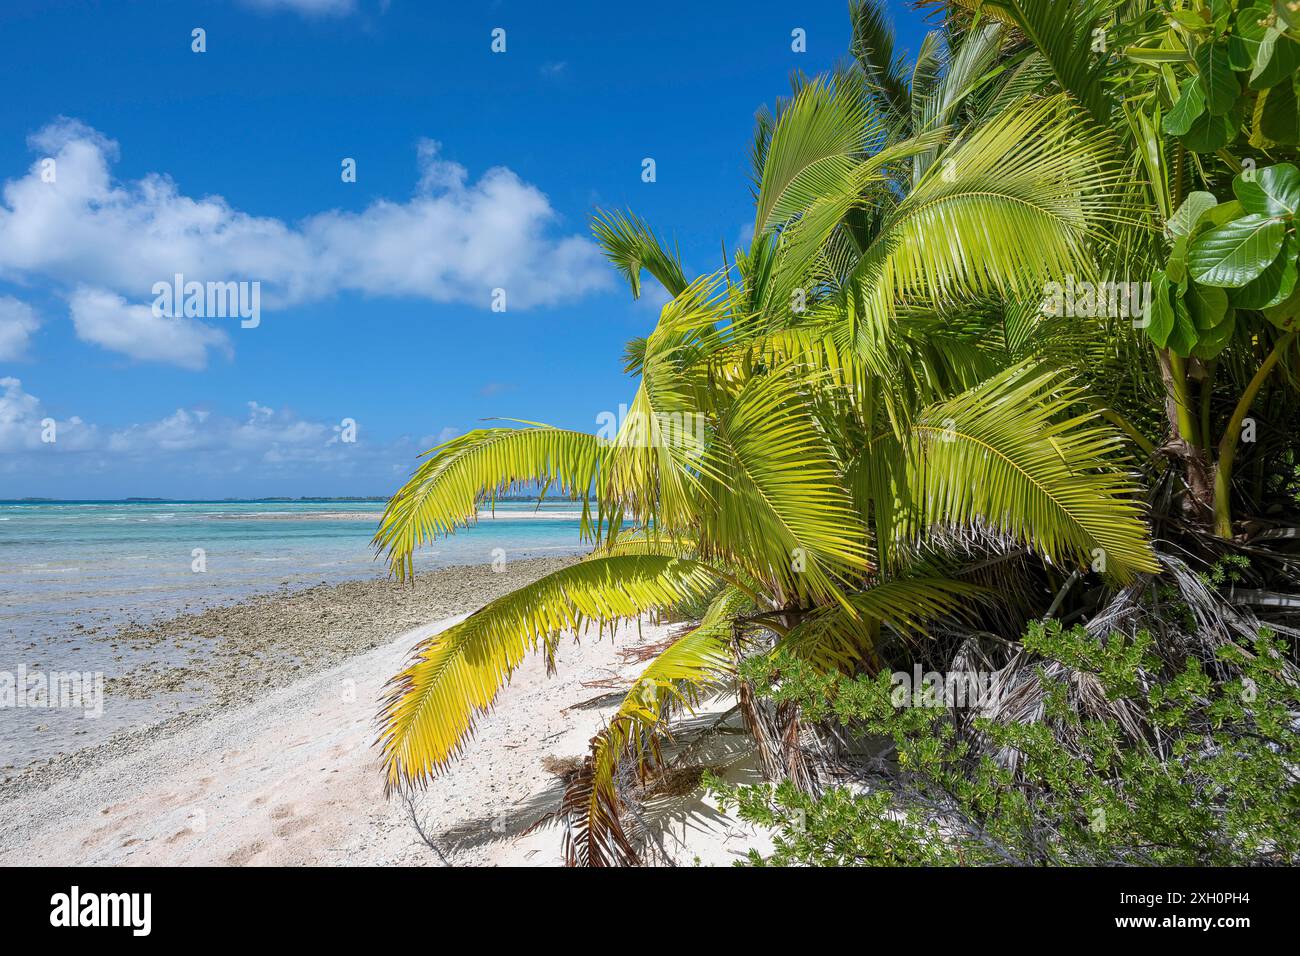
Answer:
[
  {"xmin": 565, "ymin": 585, "xmax": 748, "ymax": 866},
  {"xmin": 939, "ymin": 0, "xmax": 1115, "ymax": 121},
  {"xmin": 753, "ymin": 73, "xmax": 879, "ymax": 237},
  {"xmin": 377, "ymin": 555, "xmax": 719, "ymax": 792},
  {"xmin": 374, "ymin": 425, "xmax": 605, "ymax": 578},
  {"xmin": 785, "ymin": 576, "xmax": 985, "ymax": 669},
  {"xmin": 854, "ymin": 94, "xmax": 1123, "ymax": 308},
  {"xmin": 697, "ymin": 364, "xmax": 870, "ymax": 606},
  {"xmin": 592, "ymin": 209, "xmax": 688, "ymax": 300},
  {"xmin": 905, "ymin": 364, "xmax": 1159, "ymax": 581}
]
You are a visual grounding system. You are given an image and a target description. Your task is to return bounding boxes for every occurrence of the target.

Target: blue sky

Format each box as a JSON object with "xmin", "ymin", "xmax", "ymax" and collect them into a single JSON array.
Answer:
[{"xmin": 0, "ymin": 0, "xmax": 927, "ymax": 499}]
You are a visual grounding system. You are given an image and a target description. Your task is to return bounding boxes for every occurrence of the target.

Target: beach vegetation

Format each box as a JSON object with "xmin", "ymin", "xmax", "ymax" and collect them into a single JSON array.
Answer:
[{"xmin": 373, "ymin": 0, "xmax": 1300, "ymax": 866}]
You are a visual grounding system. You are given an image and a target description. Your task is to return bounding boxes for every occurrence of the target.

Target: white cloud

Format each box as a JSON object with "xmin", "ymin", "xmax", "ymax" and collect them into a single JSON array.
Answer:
[
  {"xmin": 415, "ymin": 138, "xmax": 467, "ymax": 193},
  {"xmin": 0, "ymin": 118, "xmax": 610, "ymax": 367},
  {"xmin": 106, "ymin": 400, "xmax": 336, "ymax": 459},
  {"xmin": 239, "ymin": 0, "xmax": 357, "ymax": 16},
  {"xmin": 0, "ymin": 377, "xmax": 97, "ymax": 452},
  {"xmin": 735, "ymin": 221, "xmax": 755, "ymax": 251},
  {"xmin": 0, "ymin": 295, "xmax": 39, "ymax": 360},
  {"xmin": 0, "ymin": 376, "xmax": 399, "ymax": 466},
  {"xmin": 69, "ymin": 287, "xmax": 232, "ymax": 370}
]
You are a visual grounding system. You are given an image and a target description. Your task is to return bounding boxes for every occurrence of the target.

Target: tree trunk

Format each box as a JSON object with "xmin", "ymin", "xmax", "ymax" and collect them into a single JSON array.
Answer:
[{"xmin": 1158, "ymin": 349, "xmax": 1214, "ymax": 524}]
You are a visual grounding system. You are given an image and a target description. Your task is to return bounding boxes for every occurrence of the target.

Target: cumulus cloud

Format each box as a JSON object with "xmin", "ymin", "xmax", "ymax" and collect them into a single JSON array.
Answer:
[
  {"xmin": 69, "ymin": 288, "xmax": 232, "ymax": 370},
  {"xmin": 0, "ymin": 118, "xmax": 609, "ymax": 367},
  {"xmin": 0, "ymin": 295, "xmax": 39, "ymax": 360},
  {"xmin": 106, "ymin": 400, "xmax": 337, "ymax": 459},
  {"xmin": 0, "ymin": 377, "xmax": 97, "ymax": 452},
  {"xmin": 0, "ymin": 378, "xmax": 440, "ymax": 490}
]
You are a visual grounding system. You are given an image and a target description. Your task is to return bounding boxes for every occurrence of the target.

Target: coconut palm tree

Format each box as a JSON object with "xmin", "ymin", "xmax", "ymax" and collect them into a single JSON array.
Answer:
[{"xmin": 370, "ymin": 0, "xmax": 1179, "ymax": 865}]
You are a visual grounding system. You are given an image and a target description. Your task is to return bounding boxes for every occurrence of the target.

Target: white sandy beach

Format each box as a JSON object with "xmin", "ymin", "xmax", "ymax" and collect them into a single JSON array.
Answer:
[{"xmin": 0, "ymin": 613, "xmax": 768, "ymax": 867}]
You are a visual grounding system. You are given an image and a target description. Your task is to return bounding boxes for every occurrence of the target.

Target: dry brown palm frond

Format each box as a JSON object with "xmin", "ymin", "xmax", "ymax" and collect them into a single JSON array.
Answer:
[
  {"xmin": 973, "ymin": 549, "xmax": 1299, "ymax": 778},
  {"xmin": 531, "ymin": 750, "xmax": 642, "ymax": 868}
]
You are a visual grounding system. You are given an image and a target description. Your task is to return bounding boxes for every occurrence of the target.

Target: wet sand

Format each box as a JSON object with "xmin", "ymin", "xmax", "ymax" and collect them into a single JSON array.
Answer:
[
  {"xmin": 0, "ymin": 555, "xmax": 768, "ymax": 866},
  {"xmin": 0, "ymin": 556, "xmax": 579, "ymax": 793}
]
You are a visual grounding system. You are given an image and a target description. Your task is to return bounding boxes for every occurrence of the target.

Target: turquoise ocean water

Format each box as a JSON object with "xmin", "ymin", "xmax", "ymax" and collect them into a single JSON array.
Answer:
[{"xmin": 0, "ymin": 499, "xmax": 588, "ymax": 767}]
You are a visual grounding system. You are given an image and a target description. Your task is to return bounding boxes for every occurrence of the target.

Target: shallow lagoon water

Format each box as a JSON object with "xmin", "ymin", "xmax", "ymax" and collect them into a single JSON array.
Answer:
[
  {"xmin": 0, "ymin": 500, "xmax": 588, "ymax": 767},
  {"xmin": 0, "ymin": 499, "xmax": 586, "ymax": 640}
]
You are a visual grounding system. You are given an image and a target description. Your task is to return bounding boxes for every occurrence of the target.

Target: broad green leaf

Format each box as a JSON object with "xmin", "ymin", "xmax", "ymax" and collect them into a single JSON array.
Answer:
[
  {"xmin": 1163, "ymin": 77, "xmax": 1206, "ymax": 135},
  {"xmin": 1203, "ymin": 199, "xmax": 1244, "ymax": 229},
  {"xmin": 1181, "ymin": 109, "xmax": 1236, "ymax": 151},
  {"xmin": 1168, "ymin": 191, "xmax": 1218, "ymax": 238},
  {"xmin": 1196, "ymin": 40, "xmax": 1239, "ymax": 115},
  {"xmin": 1146, "ymin": 270, "xmax": 1175, "ymax": 347},
  {"xmin": 1277, "ymin": 0, "xmax": 1299, "ymax": 30},
  {"xmin": 1234, "ymin": 163, "xmax": 1300, "ymax": 218},
  {"xmin": 1232, "ymin": 234, "xmax": 1299, "ymax": 308},
  {"xmin": 1186, "ymin": 281, "xmax": 1229, "ymax": 329},
  {"xmin": 1263, "ymin": 280, "xmax": 1300, "ymax": 329},
  {"xmin": 1188, "ymin": 213, "xmax": 1287, "ymax": 286},
  {"xmin": 1250, "ymin": 28, "xmax": 1300, "ymax": 89},
  {"xmin": 1228, "ymin": 36, "xmax": 1252, "ymax": 71},
  {"xmin": 1230, "ymin": 3, "xmax": 1270, "ymax": 69},
  {"xmin": 1170, "ymin": 10, "xmax": 1209, "ymax": 29},
  {"xmin": 1191, "ymin": 310, "xmax": 1236, "ymax": 359},
  {"xmin": 1253, "ymin": 78, "xmax": 1300, "ymax": 146},
  {"xmin": 1168, "ymin": 238, "xmax": 1189, "ymax": 285},
  {"xmin": 1167, "ymin": 294, "xmax": 1199, "ymax": 357},
  {"xmin": 1235, "ymin": 3, "xmax": 1271, "ymax": 42}
]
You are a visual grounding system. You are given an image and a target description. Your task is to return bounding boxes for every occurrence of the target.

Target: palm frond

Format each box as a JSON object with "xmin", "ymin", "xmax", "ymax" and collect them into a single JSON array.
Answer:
[
  {"xmin": 785, "ymin": 576, "xmax": 986, "ymax": 669},
  {"xmin": 592, "ymin": 209, "xmax": 689, "ymax": 300},
  {"xmin": 374, "ymin": 426, "xmax": 605, "ymax": 578},
  {"xmin": 852, "ymin": 94, "xmax": 1124, "ymax": 308},
  {"xmin": 377, "ymin": 555, "xmax": 720, "ymax": 792},
  {"xmin": 905, "ymin": 363, "xmax": 1159, "ymax": 580},
  {"xmin": 850, "ymin": 0, "xmax": 912, "ymax": 123},
  {"xmin": 961, "ymin": 0, "xmax": 1116, "ymax": 121},
  {"xmin": 753, "ymin": 73, "xmax": 881, "ymax": 237},
  {"xmin": 697, "ymin": 364, "xmax": 870, "ymax": 606},
  {"xmin": 563, "ymin": 586, "xmax": 749, "ymax": 866}
]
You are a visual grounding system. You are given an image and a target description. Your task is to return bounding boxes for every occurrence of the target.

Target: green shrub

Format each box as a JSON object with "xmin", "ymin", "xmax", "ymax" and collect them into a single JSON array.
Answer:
[{"xmin": 711, "ymin": 624, "xmax": 1300, "ymax": 866}]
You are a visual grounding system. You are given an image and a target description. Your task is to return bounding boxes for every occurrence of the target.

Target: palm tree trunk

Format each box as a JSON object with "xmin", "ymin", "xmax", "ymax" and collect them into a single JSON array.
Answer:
[{"xmin": 1158, "ymin": 348, "xmax": 1214, "ymax": 522}]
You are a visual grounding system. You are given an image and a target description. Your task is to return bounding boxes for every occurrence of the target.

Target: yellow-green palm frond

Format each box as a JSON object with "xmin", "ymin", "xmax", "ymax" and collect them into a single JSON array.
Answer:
[
  {"xmin": 584, "ymin": 531, "xmax": 699, "ymax": 560},
  {"xmin": 846, "ymin": 427, "xmax": 910, "ymax": 570},
  {"xmin": 905, "ymin": 363, "xmax": 1159, "ymax": 581},
  {"xmin": 602, "ymin": 278, "xmax": 736, "ymax": 534},
  {"xmin": 759, "ymin": 128, "xmax": 950, "ymax": 321},
  {"xmin": 591, "ymin": 208, "xmax": 688, "ymax": 301},
  {"xmin": 754, "ymin": 72, "xmax": 880, "ymax": 237},
  {"xmin": 642, "ymin": 273, "xmax": 734, "ymax": 370},
  {"xmin": 373, "ymin": 425, "xmax": 606, "ymax": 579},
  {"xmin": 784, "ymin": 576, "xmax": 986, "ymax": 669},
  {"xmin": 852, "ymin": 94, "xmax": 1124, "ymax": 308},
  {"xmin": 698, "ymin": 363, "xmax": 870, "ymax": 606},
  {"xmin": 377, "ymin": 555, "xmax": 719, "ymax": 793},
  {"xmin": 601, "ymin": 380, "xmax": 705, "ymax": 535},
  {"xmin": 563, "ymin": 586, "xmax": 750, "ymax": 866},
  {"xmin": 911, "ymin": 21, "xmax": 1006, "ymax": 183},
  {"xmin": 933, "ymin": 0, "xmax": 1117, "ymax": 122}
]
